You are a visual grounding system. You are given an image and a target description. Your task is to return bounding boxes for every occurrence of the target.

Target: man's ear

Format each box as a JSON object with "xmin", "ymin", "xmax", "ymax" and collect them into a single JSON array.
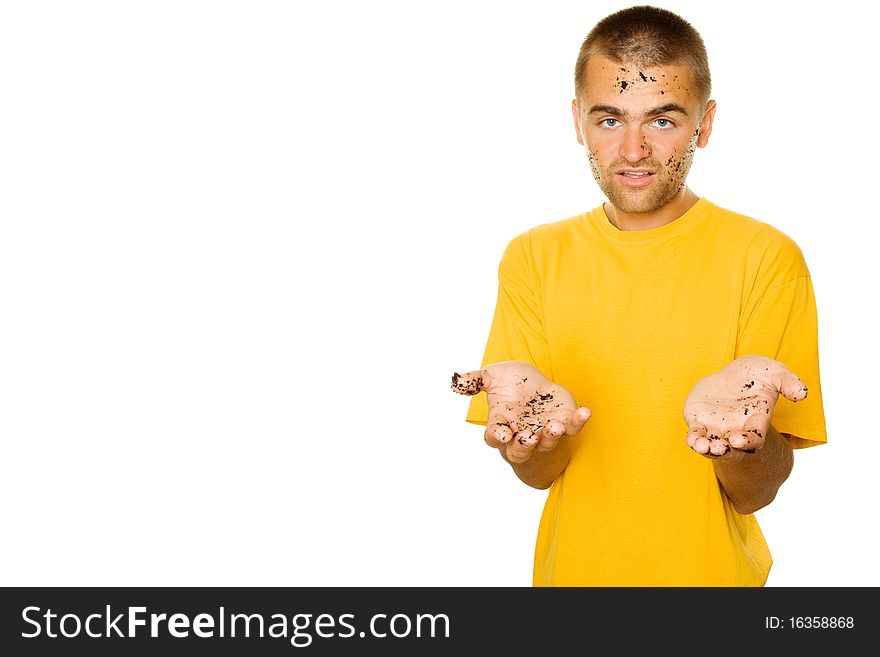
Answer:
[
  {"xmin": 571, "ymin": 99, "xmax": 584, "ymax": 146},
  {"xmin": 696, "ymin": 100, "xmax": 717, "ymax": 148}
]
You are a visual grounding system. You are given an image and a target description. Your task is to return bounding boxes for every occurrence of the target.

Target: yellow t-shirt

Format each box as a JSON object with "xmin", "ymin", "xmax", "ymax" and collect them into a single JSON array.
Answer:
[{"xmin": 466, "ymin": 197, "xmax": 827, "ymax": 586}]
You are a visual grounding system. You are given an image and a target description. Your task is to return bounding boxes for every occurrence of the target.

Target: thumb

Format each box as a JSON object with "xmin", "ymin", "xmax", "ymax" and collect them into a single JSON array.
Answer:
[
  {"xmin": 564, "ymin": 406, "xmax": 592, "ymax": 435},
  {"xmin": 451, "ymin": 369, "xmax": 491, "ymax": 396},
  {"xmin": 768, "ymin": 361, "xmax": 808, "ymax": 403}
]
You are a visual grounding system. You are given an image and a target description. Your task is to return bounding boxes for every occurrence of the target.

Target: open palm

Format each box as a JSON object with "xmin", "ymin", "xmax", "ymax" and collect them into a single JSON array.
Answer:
[
  {"xmin": 452, "ymin": 361, "xmax": 591, "ymax": 463},
  {"xmin": 683, "ymin": 354, "xmax": 807, "ymax": 460}
]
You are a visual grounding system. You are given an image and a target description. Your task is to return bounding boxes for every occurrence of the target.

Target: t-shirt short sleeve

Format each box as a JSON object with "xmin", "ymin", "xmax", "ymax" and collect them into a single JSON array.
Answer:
[
  {"xmin": 466, "ymin": 232, "xmax": 552, "ymax": 426},
  {"xmin": 736, "ymin": 241, "xmax": 827, "ymax": 448}
]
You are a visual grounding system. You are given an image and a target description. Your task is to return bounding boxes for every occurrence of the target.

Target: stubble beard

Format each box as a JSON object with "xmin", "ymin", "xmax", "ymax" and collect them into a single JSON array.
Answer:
[
  {"xmin": 604, "ymin": 167, "xmax": 682, "ymax": 215},
  {"xmin": 585, "ymin": 132, "xmax": 699, "ymax": 215}
]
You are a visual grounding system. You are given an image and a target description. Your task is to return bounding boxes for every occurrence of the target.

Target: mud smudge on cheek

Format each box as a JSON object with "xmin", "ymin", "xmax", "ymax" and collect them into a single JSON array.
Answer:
[
  {"xmin": 588, "ymin": 149, "xmax": 603, "ymax": 181},
  {"xmin": 664, "ymin": 149, "xmax": 685, "ymax": 174}
]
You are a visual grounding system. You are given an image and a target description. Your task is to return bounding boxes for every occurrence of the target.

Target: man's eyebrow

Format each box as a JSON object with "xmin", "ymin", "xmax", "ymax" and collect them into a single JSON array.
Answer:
[{"xmin": 587, "ymin": 103, "xmax": 690, "ymax": 118}]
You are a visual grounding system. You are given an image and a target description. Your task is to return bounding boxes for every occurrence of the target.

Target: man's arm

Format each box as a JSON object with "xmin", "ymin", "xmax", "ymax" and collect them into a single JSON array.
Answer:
[
  {"xmin": 712, "ymin": 426, "xmax": 793, "ymax": 514},
  {"xmin": 683, "ymin": 355, "xmax": 808, "ymax": 513}
]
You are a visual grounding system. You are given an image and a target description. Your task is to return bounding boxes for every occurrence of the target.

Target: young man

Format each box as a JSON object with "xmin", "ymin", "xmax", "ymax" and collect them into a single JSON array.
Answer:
[{"xmin": 452, "ymin": 6, "xmax": 826, "ymax": 586}]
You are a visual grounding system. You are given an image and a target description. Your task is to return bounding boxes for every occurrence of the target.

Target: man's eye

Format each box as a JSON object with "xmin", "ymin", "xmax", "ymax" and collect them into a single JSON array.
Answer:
[{"xmin": 600, "ymin": 118, "xmax": 674, "ymax": 128}]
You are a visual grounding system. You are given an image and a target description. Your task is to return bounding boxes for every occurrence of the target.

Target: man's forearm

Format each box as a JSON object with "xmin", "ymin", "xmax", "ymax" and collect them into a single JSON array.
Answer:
[
  {"xmin": 713, "ymin": 426, "xmax": 793, "ymax": 514},
  {"xmin": 501, "ymin": 436, "xmax": 572, "ymax": 490}
]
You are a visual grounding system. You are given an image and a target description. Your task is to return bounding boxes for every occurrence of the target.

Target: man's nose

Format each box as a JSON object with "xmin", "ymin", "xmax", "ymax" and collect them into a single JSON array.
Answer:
[{"xmin": 619, "ymin": 126, "xmax": 650, "ymax": 162}]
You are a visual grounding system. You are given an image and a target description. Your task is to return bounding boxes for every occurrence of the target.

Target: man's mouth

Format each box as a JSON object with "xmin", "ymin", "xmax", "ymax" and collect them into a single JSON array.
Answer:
[{"xmin": 617, "ymin": 170, "xmax": 656, "ymax": 186}]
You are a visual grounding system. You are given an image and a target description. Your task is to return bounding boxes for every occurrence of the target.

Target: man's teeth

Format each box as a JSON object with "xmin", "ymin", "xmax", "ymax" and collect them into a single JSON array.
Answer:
[{"xmin": 622, "ymin": 172, "xmax": 651, "ymax": 176}]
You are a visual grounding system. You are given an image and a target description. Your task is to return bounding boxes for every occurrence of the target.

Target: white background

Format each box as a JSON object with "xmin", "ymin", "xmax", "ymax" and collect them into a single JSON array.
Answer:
[{"xmin": 1, "ymin": 0, "xmax": 877, "ymax": 586}]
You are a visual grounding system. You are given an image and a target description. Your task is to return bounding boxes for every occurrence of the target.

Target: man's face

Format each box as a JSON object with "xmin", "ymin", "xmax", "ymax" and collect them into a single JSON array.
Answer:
[{"xmin": 572, "ymin": 53, "xmax": 716, "ymax": 214}]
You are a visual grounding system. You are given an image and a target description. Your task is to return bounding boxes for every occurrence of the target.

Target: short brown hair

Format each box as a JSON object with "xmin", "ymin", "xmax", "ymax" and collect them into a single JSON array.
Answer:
[{"xmin": 574, "ymin": 5, "xmax": 711, "ymax": 111}]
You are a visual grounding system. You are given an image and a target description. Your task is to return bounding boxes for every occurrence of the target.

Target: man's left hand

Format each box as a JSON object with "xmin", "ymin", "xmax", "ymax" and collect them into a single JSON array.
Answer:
[{"xmin": 683, "ymin": 355, "xmax": 808, "ymax": 462}]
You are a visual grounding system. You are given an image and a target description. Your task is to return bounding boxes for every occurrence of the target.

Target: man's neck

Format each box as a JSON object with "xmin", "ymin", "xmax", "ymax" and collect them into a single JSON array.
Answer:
[{"xmin": 604, "ymin": 187, "xmax": 700, "ymax": 231}]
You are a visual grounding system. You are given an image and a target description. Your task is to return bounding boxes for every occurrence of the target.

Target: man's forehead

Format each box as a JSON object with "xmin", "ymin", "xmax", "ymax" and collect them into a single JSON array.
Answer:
[
  {"xmin": 586, "ymin": 53, "xmax": 693, "ymax": 80},
  {"xmin": 582, "ymin": 53, "xmax": 696, "ymax": 105}
]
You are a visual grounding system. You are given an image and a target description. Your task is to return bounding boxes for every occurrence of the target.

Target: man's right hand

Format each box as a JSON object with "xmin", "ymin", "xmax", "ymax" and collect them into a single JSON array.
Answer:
[{"xmin": 451, "ymin": 361, "xmax": 591, "ymax": 464}]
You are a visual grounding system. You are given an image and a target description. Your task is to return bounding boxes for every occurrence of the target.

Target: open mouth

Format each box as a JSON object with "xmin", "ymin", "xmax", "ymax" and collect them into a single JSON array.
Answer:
[{"xmin": 617, "ymin": 171, "xmax": 656, "ymax": 186}]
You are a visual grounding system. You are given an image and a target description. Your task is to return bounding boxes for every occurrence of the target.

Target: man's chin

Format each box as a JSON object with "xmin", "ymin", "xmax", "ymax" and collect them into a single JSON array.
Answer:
[
  {"xmin": 604, "ymin": 195, "xmax": 662, "ymax": 215},
  {"xmin": 602, "ymin": 184, "xmax": 675, "ymax": 215}
]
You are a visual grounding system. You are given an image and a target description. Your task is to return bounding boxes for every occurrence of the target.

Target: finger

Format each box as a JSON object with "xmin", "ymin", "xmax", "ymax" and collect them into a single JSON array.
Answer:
[
  {"xmin": 728, "ymin": 415, "xmax": 769, "ymax": 452},
  {"xmin": 564, "ymin": 406, "xmax": 592, "ymax": 435},
  {"xmin": 451, "ymin": 369, "xmax": 491, "ymax": 396},
  {"xmin": 484, "ymin": 422, "xmax": 512, "ymax": 448},
  {"xmin": 535, "ymin": 419, "xmax": 565, "ymax": 452},
  {"xmin": 685, "ymin": 426, "xmax": 704, "ymax": 449},
  {"xmin": 764, "ymin": 361, "xmax": 808, "ymax": 403},
  {"xmin": 505, "ymin": 429, "xmax": 538, "ymax": 463},
  {"xmin": 692, "ymin": 434, "xmax": 710, "ymax": 455},
  {"xmin": 707, "ymin": 433, "xmax": 729, "ymax": 456},
  {"xmin": 725, "ymin": 429, "xmax": 761, "ymax": 452},
  {"xmin": 778, "ymin": 371, "xmax": 808, "ymax": 403},
  {"xmin": 689, "ymin": 426, "xmax": 715, "ymax": 456}
]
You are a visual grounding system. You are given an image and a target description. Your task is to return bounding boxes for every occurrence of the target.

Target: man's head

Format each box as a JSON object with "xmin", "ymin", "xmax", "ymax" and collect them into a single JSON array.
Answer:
[{"xmin": 571, "ymin": 6, "xmax": 717, "ymax": 215}]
